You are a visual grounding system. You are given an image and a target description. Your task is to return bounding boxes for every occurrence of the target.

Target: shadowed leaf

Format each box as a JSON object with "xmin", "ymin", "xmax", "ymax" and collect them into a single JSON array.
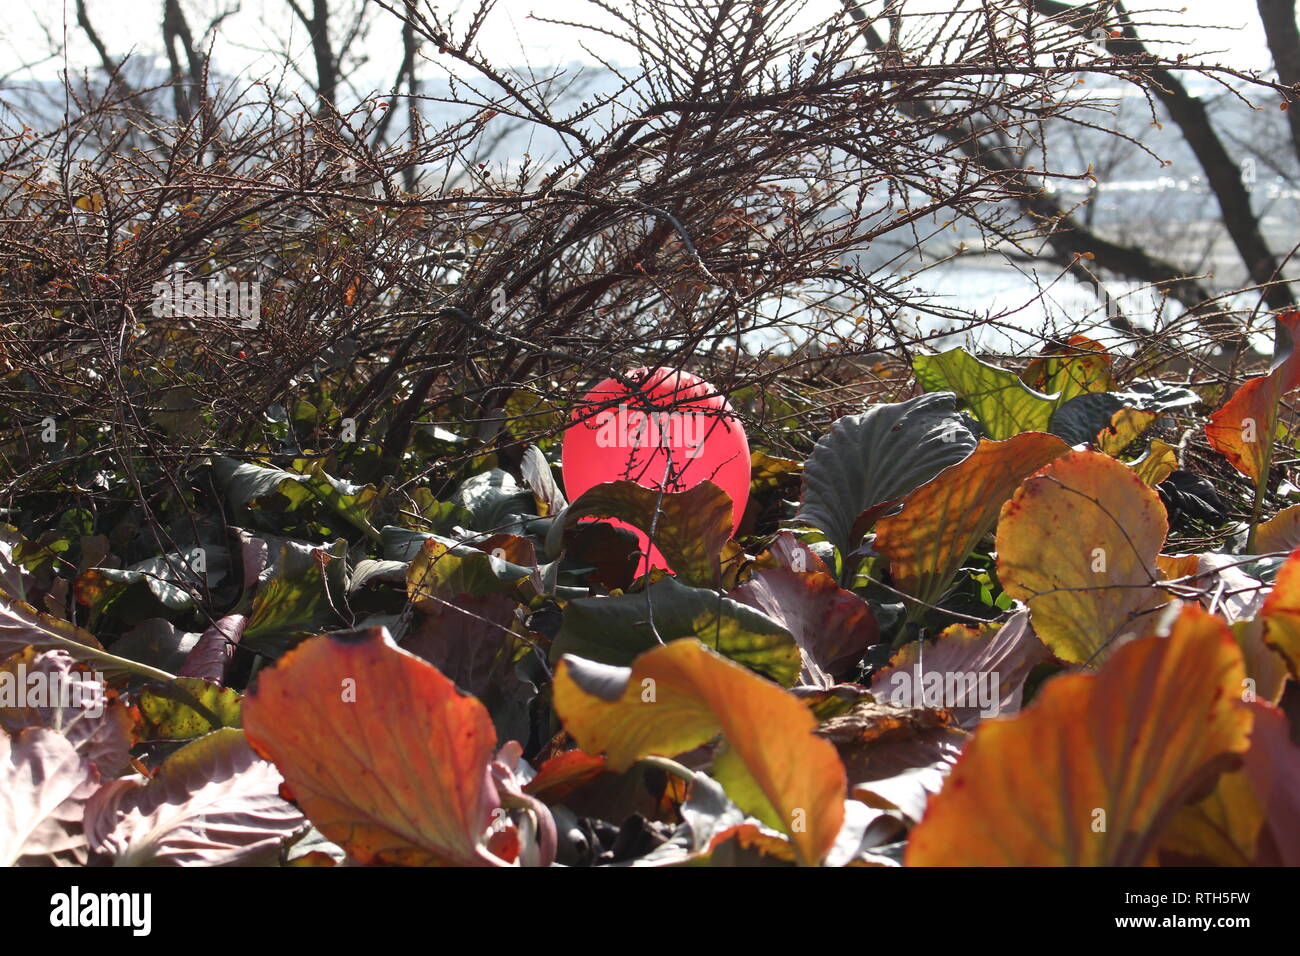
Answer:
[
  {"xmin": 797, "ymin": 393, "xmax": 976, "ymax": 561},
  {"xmin": 729, "ymin": 567, "xmax": 877, "ymax": 684},
  {"xmin": 551, "ymin": 575, "xmax": 800, "ymax": 685}
]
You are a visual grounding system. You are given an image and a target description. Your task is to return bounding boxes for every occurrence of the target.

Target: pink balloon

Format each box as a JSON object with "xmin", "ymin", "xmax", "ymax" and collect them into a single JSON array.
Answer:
[{"xmin": 561, "ymin": 367, "xmax": 750, "ymax": 576}]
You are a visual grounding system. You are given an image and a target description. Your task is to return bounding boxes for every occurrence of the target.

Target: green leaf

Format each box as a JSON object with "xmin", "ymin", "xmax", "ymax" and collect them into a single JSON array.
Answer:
[
  {"xmin": 243, "ymin": 540, "xmax": 347, "ymax": 656},
  {"xmin": 78, "ymin": 547, "xmax": 229, "ymax": 622},
  {"xmin": 138, "ymin": 677, "xmax": 243, "ymax": 740},
  {"xmin": 797, "ymin": 393, "xmax": 976, "ymax": 562},
  {"xmin": 212, "ymin": 456, "xmax": 381, "ymax": 539},
  {"xmin": 914, "ymin": 348, "xmax": 1055, "ymax": 439},
  {"xmin": 406, "ymin": 536, "xmax": 533, "ymax": 605}
]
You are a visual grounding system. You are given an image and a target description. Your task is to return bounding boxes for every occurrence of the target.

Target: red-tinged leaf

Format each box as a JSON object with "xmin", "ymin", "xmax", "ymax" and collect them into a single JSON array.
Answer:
[
  {"xmin": 0, "ymin": 727, "xmax": 98, "ymax": 866},
  {"xmin": 523, "ymin": 750, "xmax": 608, "ymax": 803},
  {"xmin": 729, "ymin": 567, "xmax": 877, "ymax": 684},
  {"xmin": 0, "ymin": 648, "xmax": 136, "ymax": 776},
  {"xmin": 869, "ymin": 609, "xmax": 1047, "ymax": 729},
  {"xmin": 178, "ymin": 613, "xmax": 246, "ymax": 684},
  {"xmin": 1021, "ymin": 334, "xmax": 1114, "ymax": 399},
  {"xmin": 755, "ymin": 530, "xmax": 832, "ymax": 576},
  {"xmin": 243, "ymin": 626, "xmax": 516, "ymax": 866},
  {"xmin": 995, "ymin": 449, "xmax": 1169, "ymax": 663},
  {"xmin": 84, "ymin": 728, "xmax": 304, "ymax": 866},
  {"xmin": 553, "ymin": 639, "xmax": 847, "ymax": 864},
  {"xmin": 1205, "ymin": 310, "xmax": 1300, "ymax": 482},
  {"xmin": 905, "ymin": 604, "xmax": 1252, "ymax": 866},
  {"xmin": 1205, "ymin": 375, "xmax": 1280, "ymax": 482},
  {"xmin": 874, "ymin": 434, "xmax": 1069, "ymax": 612}
]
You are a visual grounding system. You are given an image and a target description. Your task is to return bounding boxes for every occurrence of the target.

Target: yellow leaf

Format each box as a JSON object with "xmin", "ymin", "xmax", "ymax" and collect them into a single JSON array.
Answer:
[
  {"xmin": 553, "ymin": 639, "xmax": 846, "ymax": 864},
  {"xmin": 995, "ymin": 449, "xmax": 1169, "ymax": 663}
]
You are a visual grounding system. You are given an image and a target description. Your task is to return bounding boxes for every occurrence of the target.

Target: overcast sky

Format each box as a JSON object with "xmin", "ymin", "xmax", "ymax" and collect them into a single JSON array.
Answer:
[{"xmin": 1, "ymin": 0, "xmax": 1276, "ymax": 92}]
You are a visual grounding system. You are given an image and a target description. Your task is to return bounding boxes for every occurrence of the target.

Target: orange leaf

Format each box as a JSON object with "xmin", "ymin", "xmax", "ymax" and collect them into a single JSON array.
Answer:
[
  {"xmin": 1205, "ymin": 310, "xmax": 1300, "ymax": 481},
  {"xmin": 1205, "ymin": 376, "xmax": 1279, "ymax": 482},
  {"xmin": 243, "ymin": 627, "xmax": 509, "ymax": 866},
  {"xmin": 875, "ymin": 433, "xmax": 1068, "ymax": 611},
  {"xmin": 995, "ymin": 449, "xmax": 1168, "ymax": 663},
  {"xmin": 1255, "ymin": 503, "xmax": 1300, "ymax": 555},
  {"xmin": 906, "ymin": 604, "xmax": 1252, "ymax": 866},
  {"xmin": 553, "ymin": 639, "xmax": 846, "ymax": 864},
  {"xmin": 1159, "ymin": 701, "xmax": 1300, "ymax": 866},
  {"xmin": 1257, "ymin": 545, "xmax": 1300, "ymax": 679}
]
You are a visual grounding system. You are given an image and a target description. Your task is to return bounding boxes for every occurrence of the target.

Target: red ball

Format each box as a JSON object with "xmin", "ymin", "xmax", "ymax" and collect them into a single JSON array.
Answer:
[{"xmin": 561, "ymin": 368, "xmax": 750, "ymax": 576}]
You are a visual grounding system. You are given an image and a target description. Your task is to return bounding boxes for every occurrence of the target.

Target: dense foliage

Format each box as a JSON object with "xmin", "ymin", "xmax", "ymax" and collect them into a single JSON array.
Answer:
[{"xmin": 3, "ymin": 323, "xmax": 1298, "ymax": 867}]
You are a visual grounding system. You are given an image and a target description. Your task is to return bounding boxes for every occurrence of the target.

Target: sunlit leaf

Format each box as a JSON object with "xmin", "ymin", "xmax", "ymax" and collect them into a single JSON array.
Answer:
[
  {"xmin": 1130, "ymin": 439, "xmax": 1178, "ymax": 486},
  {"xmin": 243, "ymin": 540, "xmax": 347, "ymax": 656},
  {"xmin": 797, "ymin": 393, "xmax": 976, "ymax": 561},
  {"xmin": 913, "ymin": 347, "xmax": 1055, "ymax": 439},
  {"xmin": 1159, "ymin": 701, "xmax": 1300, "ymax": 866},
  {"xmin": 138, "ymin": 677, "xmax": 242, "ymax": 740},
  {"xmin": 243, "ymin": 627, "xmax": 519, "ymax": 866},
  {"xmin": 0, "ymin": 648, "xmax": 136, "ymax": 776},
  {"xmin": 874, "ymin": 433, "xmax": 1068, "ymax": 612},
  {"xmin": 553, "ymin": 639, "xmax": 846, "ymax": 864},
  {"xmin": 1257, "ymin": 545, "xmax": 1300, "ymax": 679},
  {"xmin": 906, "ymin": 605, "xmax": 1252, "ymax": 866},
  {"xmin": 1095, "ymin": 408, "xmax": 1159, "ymax": 456},
  {"xmin": 84, "ymin": 728, "xmax": 304, "ymax": 866},
  {"xmin": 1255, "ymin": 503, "xmax": 1300, "ymax": 555},
  {"xmin": 0, "ymin": 727, "xmax": 98, "ymax": 866},
  {"xmin": 995, "ymin": 449, "xmax": 1169, "ymax": 663},
  {"xmin": 1021, "ymin": 335, "xmax": 1114, "ymax": 401}
]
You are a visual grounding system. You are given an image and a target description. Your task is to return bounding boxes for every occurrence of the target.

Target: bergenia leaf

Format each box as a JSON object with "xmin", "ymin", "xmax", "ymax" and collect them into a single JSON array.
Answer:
[
  {"xmin": 906, "ymin": 605, "xmax": 1252, "ymax": 865},
  {"xmin": 728, "ymin": 567, "xmax": 877, "ymax": 685},
  {"xmin": 995, "ymin": 449, "xmax": 1169, "ymax": 664},
  {"xmin": 797, "ymin": 393, "xmax": 976, "ymax": 562},
  {"xmin": 85, "ymin": 728, "xmax": 304, "ymax": 866},
  {"xmin": 0, "ymin": 648, "xmax": 136, "ymax": 776},
  {"xmin": 552, "ymin": 639, "xmax": 847, "ymax": 864},
  {"xmin": 874, "ymin": 433, "xmax": 1068, "ymax": 614},
  {"xmin": 913, "ymin": 347, "xmax": 1055, "ymax": 439},
  {"xmin": 244, "ymin": 627, "xmax": 531, "ymax": 866},
  {"xmin": 0, "ymin": 727, "xmax": 98, "ymax": 866}
]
